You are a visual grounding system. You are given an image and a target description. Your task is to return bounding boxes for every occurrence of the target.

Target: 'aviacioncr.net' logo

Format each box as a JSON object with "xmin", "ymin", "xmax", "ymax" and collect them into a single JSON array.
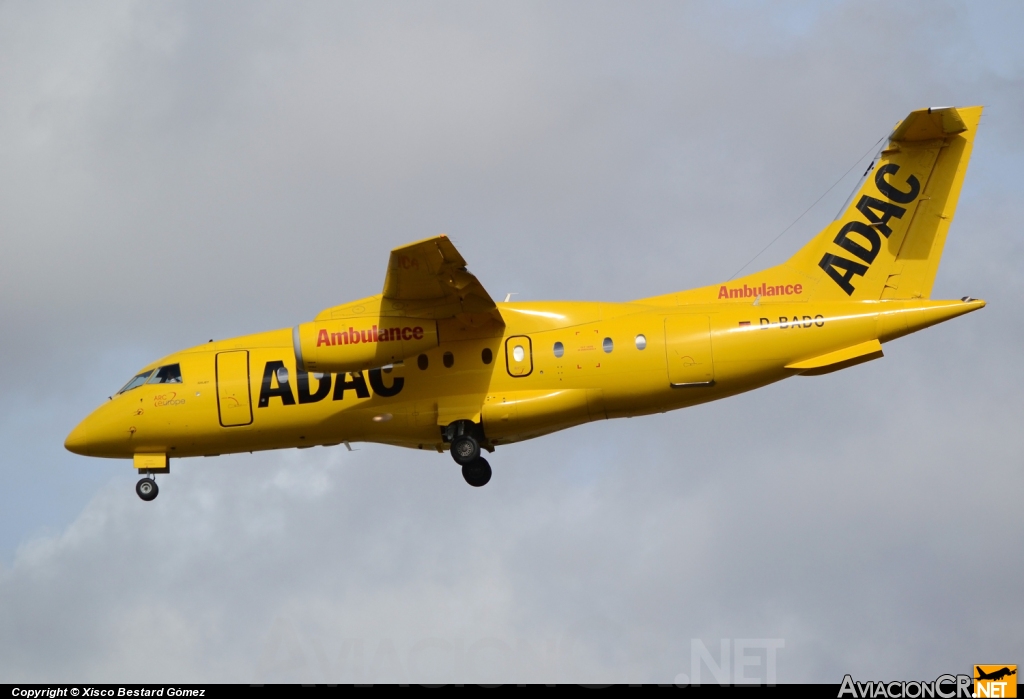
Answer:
[{"xmin": 974, "ymin": 665, "xmax": 1017, "ymax": 698}]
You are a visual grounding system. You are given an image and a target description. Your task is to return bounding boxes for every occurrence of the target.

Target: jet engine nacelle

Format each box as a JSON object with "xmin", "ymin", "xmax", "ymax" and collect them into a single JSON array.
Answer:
[{"xmin": 294, "ymin": 318, "xmax": 438, "ymax": 373}]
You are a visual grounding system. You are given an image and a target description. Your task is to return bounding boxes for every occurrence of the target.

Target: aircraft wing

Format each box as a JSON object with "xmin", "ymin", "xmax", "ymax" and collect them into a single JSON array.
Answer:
[{"xmin": 381, "ymin": 235, "xmax": 503, "ymax": 325}]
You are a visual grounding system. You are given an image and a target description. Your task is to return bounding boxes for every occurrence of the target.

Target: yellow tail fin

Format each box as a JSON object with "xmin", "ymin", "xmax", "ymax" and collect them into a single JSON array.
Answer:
[
  {"xmin": 786, "ymin": 106, "xmax": 982, "ymax": 300},
  {"xmin": 642, "ymin": 106, "xmax": 982, "ymax": 307}
]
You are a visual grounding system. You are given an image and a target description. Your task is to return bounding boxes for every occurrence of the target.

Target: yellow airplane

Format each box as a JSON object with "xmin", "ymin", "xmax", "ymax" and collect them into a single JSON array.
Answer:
[{"xmin": 66, "ymin": 106, "xmax": 986, "ymax": 499}]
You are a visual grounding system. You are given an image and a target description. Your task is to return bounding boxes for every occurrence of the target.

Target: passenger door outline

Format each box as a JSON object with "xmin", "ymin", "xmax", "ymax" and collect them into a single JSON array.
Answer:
[
  {"xmin": 505, "ymin": 335, "xmax": 533, "ymax": 378},
  {"xmin": 216, "ymin": 350, "xmax": 254, "ymax": 427},
  {"xmin": 664, "ymin": 315, "xmax": 715, "ymax": 386}
]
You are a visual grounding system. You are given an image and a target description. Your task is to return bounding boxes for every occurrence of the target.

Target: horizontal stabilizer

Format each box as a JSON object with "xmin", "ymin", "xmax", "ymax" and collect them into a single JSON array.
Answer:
[
  {"xmin": 786, "ymin": 339, "xmax": 883, "ymax": 376},
  {"xmin": 890, "ymin": 107, "xmax": 967, "ymax": 142}
]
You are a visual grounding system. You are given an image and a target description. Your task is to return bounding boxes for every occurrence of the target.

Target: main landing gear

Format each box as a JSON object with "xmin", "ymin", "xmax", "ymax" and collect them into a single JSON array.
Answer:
[
  {"xmin": 462, "ymin": 457, "xmax": 492, "ymax": 487},
  {"xmin": 136, "ymin": 477, "xmax": 159, "ymax": 501},
  {"xmin": 444, "ymin": 420, "xmax": 492, "ymax": 487},
  {"xmin": 451, "ymin": 433, "xmax": 481, "ymax": 465}
]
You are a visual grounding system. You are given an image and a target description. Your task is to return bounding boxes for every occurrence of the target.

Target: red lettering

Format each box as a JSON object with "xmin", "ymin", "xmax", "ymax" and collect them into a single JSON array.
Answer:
[
  {"xmin": 331, "ymin": 331, "xmax": 346, "ymax": 346},
  {"xmin": 402, "ymin": 327, "xmax": 412, "ymax": 341},
  {"xmin": 718, "ymin": 282, "xmax": 804, "ymax": 299},
  {"xmin": 349, "ymin": 327, "xmax": 359, "ymax": 344},
  {"xmin": 317, "ymin": 329, "xmax": 330, "ymax": 347},
  {"xmin": 372, "ymin": 325, "xmax": 378, "ymax": 342},
  {"xmin": 413, "ymin": 326, "xmax": 423, "ymax": 340}
]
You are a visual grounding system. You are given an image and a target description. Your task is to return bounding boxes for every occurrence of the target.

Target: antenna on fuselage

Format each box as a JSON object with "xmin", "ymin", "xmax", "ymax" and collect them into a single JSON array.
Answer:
[{"xmin": 503, "ymin": 293, "xmax": 517, "ymax": 302}]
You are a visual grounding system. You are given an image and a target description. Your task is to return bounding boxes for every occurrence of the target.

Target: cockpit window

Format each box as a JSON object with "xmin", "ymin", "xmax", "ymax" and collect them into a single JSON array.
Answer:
[
  {"xmin": 118, "ymin": 370, "xmax": 154, "ymax": 394},
  {"xmin": 148, "ymin": 364, "xmax": 183, "ymax": 384}
]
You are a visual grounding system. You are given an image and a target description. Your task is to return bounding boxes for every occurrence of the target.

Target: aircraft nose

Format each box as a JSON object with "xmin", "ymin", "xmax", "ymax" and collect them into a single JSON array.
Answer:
[{"xmin": 64, "ymin": 420, "xmax": 91, "ymax": 456}]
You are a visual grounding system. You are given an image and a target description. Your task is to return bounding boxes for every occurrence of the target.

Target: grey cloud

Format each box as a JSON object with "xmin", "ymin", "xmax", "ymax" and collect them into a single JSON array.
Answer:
[{"xmin": 0, "ymin": 0, "xmax": 1022, "ymax": 683}]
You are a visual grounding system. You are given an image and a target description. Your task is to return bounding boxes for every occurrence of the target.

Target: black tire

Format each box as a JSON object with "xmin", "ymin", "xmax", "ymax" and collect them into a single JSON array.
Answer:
[
  {"xmin": 462, "ymin": 457, "xmax": 492, "ymax": 487},
  {"xmin": 450, "ymin": 434, "xmax": 480, "ymax": 465},
  {"xmin": 136, "ymin": 478, "xmax": 159, "ymax": 501}
]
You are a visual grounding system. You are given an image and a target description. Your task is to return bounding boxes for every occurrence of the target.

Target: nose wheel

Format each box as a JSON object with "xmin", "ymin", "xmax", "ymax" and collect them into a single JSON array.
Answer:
[
  {"xmin": 462, "ymin": 457, "xmax": 492, "ymax": 487},
  {"xmin": 136, "ymin": 477, "xmax": 159, "ymax": 501}
]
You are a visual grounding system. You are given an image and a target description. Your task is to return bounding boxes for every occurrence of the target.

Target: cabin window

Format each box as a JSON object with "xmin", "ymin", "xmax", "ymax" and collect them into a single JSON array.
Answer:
[
  {"xmin": 512, "ymin": 345, "xmax": 525, "ymax": 362},
  {"xmin": 603, "ymin": 337, "xmax": 614, "ymax": 353},
  {"xmin": 443, "ymin": 351, "xmax": 455, "ymax": 368},
  {"xmin": 118, "ymin": 370, "xmax": 154, "ymax": 394},
  {"xmin": 417, "ymin": 354, "xmax": 429, "ymax": 370},
  {"xmin": 635, "ymin": 334, "xmax": 647, "ymax": 350},
  {"xmin": 553, "ymin": 341, "xmax": 564, "ymax": 358},
  {"xmin": 481, "ymin": 348, "xmax": 493, "ymax": 365},
  {"xmin": 148, "ymin": 363, "xmax": 183, "ymax": 384}
]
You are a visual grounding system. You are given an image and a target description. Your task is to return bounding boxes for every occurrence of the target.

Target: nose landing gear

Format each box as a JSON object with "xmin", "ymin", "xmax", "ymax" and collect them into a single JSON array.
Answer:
[
  {"xmin": 133, "ymin": 455, "xmax": 168, "ymax": 501},
  {"xmin": 136, "ymin": 477, "xmax": 159, "ymax": 501}
]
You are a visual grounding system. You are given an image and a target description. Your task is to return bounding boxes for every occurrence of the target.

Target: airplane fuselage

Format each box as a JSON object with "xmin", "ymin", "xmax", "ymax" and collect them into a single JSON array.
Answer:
[{"xmin": 66, "ymin": 297, "xmax": 980, "ymax": 460}]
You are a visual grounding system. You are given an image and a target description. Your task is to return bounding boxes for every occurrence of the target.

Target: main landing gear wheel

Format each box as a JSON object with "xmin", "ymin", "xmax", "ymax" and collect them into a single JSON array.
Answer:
[
  {"xmin": 450, "ymin": 434, "xmax": 481, "ymax": 466},
  {"xmin": 462, "ymin": 457, "xmax": 492, "ymax": 487},
  {"xmin": 136, "ymin": 477, "xmax": 159, "ymax": 501}
]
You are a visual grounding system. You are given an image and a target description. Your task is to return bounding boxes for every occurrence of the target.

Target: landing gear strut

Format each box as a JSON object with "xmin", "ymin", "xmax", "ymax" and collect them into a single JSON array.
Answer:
[
  {"xmin": 444, "ymin": 420, "xmax": 485, "ymax": 466},
  {"xmin": 136, "ymin": 477, "xmax": 159, "ymax": 501},
  {"xmin": 444, "ymin": 420, "xmax": 493, "ymax": 487},
  {"xmin": 462, "ymin": 457, "xmax": 492, "ymax": 487}
]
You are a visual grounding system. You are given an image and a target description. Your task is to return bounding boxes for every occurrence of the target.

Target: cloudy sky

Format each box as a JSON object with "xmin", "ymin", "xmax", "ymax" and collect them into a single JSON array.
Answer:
[{"xmin": 1, "ymin": 0, "xmax": 1021, "ymax": 684}]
